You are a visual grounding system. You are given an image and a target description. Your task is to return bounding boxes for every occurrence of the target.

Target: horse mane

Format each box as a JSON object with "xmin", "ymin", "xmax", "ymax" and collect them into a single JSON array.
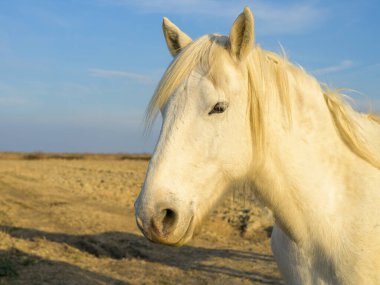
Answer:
[
  {"xmin": 323, "ymin": 90, "xmax": 380, "ymax": 169},
  {"xmin": 147, "ymin": 34, "xmax": 380, "ymax": 169}
]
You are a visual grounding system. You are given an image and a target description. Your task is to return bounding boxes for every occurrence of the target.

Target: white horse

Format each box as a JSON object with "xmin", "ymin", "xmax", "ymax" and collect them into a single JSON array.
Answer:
[{"xmin": 135, "ymin": 7, "xmax": 380, "ymax": 284}]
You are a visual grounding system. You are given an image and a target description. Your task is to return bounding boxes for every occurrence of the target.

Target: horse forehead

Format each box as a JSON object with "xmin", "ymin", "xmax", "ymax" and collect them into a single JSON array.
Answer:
[
  {"xmin": 185, "ymin": 62, "xmax": 242, "ymax": 93},
  {"xmin": 159, "ymin": 72, "xmax": 205, "ymax": 113},
  {"xmin": 161, "ymin": 61, "xmax": 241, "ymax": 113},
  {"xmin": 218, "ymin": 61, "xmax": 243, "ymax": 91},
  {"xmin": 186, "ymin": 70, "xmax": 214, "ymax": 92}
]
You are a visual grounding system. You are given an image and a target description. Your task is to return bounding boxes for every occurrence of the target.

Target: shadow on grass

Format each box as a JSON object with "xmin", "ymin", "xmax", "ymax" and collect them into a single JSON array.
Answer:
[
  {"xmin": 1, "ymin": 225, "xmax": 283, "ymax": 284},
  {"xmin": 0, "ymin": 247, "xmax": 129, "ymax": 285}
]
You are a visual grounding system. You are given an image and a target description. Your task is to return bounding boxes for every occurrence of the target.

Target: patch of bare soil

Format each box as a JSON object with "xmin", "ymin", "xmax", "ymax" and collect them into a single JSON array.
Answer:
[{"xmin": 0, "ymin": 156, "xmax": 283, "ymax": 284}]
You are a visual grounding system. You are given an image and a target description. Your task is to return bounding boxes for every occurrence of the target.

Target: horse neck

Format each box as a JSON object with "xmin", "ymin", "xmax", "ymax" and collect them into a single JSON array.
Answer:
[{"xmin": 250, "ymin": 72, "xmax": 380, "ymax": 245}]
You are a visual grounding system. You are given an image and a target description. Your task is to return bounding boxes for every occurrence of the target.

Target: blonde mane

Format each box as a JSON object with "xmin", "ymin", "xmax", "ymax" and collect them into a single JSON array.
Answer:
[
  {"xmin": 323, "ymin": 90, "xmax": 380, "ymax": 168},
  {"xmin": 147, "ymin": 34, "xmax": 380, "ymax": 169}
]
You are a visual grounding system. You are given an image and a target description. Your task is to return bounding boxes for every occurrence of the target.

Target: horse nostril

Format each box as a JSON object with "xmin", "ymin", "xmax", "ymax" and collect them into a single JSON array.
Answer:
[
  {"xmin": 151, "ymin": 208, "xmax": 178, "ymax": 238},
  {"xmin": 162, "ymin": 208, "xmax": 176, "ymax": 229}
]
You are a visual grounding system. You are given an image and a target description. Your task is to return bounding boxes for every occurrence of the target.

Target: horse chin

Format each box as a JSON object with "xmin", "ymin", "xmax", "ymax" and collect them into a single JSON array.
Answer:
[
  {"xmin": 170, "ymin": 215, "xmax": 196, "ymax": 246},
  {"xmin": 139, "ymin": 214, "xmax": 196, "ymax": 247},
  {"xmin": 164, "ymin": 215, "xmax": 196, "ymax": 246}
]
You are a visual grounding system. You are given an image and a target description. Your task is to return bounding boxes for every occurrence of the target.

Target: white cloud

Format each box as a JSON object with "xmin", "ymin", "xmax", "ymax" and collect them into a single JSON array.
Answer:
[
  {"xmin": 312, "ymin": 60, "xmax": 354, "ymax": 75},
  {"xmin": 88, "ymin": 68, "xmax": 153, "ymax": 83},
  {"xmin": 97, "ymin": 0, "xmax": 328, "ymax": 34}
]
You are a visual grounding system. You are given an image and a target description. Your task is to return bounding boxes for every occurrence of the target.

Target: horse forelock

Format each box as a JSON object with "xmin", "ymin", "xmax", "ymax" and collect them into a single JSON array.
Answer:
[{"xmin": 145, "ymin": 34, "xmax": 229, "ymax": 129}]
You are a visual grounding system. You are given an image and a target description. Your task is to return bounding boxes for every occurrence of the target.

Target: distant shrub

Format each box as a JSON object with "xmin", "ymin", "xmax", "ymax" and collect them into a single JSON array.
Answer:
[
  {"xmin": 48, "ymin": 154, "xmax": 84, "ymax": 160},
  {"xmin": 23, "ymin": 153, "xmax": 43, "ymax": 160},
  {"xmin": 118, "ymin": 154, "xmax": 151, "ymax": 161},
  {"xmin": 1, "ymin": 152, "xmax": 151, "ymax": 161}
]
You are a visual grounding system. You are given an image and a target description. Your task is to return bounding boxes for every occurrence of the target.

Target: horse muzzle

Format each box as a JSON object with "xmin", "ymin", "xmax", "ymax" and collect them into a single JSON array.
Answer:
[{"xmin": 134, "ymin": 200, "xmax": 195, "ymax": 246}]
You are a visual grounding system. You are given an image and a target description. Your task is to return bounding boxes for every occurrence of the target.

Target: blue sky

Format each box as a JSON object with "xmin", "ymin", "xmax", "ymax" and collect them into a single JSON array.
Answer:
[{"xmin": 0, "ymin": 0, "xmax": 379, "ymax": 153}]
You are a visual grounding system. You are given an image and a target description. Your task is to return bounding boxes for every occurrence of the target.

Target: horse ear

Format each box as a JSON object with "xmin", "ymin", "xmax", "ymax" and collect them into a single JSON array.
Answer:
[
  {"xmin": 229, "ymin": 7, "xmax": 255, "ymax": 61},
  {"xmin": 162, "ymin": 17, "xmax": 193, "ymax": 57}
]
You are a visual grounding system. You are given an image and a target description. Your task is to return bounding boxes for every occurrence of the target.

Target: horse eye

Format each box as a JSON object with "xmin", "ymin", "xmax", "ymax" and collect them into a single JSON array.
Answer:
[{"xmin": 208, "ymin": 102, "xmax": 228, "ymax": 115}]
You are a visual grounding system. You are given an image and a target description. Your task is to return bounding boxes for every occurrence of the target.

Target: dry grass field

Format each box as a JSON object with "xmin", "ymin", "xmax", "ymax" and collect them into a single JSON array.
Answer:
[{"xmin": 0, "ymin": 153, "xmax": 283, "ymax": 285}]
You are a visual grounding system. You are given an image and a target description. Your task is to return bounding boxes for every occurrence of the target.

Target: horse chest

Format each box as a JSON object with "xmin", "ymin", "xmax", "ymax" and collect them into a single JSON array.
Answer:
[{"xmin": 270, "ymin": 224, "xmax": 379, "ymax": 285}]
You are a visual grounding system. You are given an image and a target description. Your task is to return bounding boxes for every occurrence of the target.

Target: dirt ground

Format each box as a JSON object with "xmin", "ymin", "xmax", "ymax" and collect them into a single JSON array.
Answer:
[{"xmin": 0, "ymin": 154, "xmax": 283, "ymax": 285}]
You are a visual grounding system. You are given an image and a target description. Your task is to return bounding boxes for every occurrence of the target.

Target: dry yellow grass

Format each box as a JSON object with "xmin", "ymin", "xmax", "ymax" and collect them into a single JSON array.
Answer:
[{"xmin": 0, "ymin": 153, "xmax": 282, "ymax": 284}]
